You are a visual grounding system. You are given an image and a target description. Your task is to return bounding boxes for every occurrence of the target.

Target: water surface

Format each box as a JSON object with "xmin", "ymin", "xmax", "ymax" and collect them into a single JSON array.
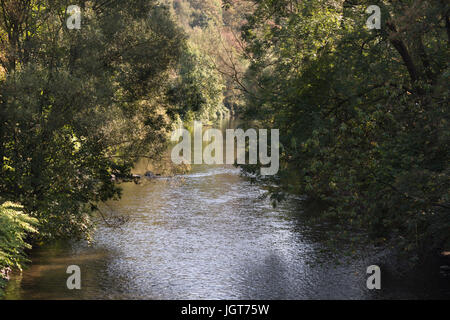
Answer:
[{"xmin": 3, "ymin": 123, "xmax": 449, "ymax": 300}]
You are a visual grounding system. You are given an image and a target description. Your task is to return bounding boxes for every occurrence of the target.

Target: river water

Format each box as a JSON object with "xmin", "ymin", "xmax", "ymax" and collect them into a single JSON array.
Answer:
[{"xmin": 3, "ymin": 121, "xmax": 449, "ymax": 300}]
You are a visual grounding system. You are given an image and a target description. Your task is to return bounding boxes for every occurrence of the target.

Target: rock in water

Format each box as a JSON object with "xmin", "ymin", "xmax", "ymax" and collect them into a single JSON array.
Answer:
[{"xmin": 145, "ymin": 171, "xmax": 157, "ymax": 178}]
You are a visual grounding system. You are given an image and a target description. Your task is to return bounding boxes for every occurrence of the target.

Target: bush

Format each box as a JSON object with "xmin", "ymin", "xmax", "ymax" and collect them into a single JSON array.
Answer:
[{"xmin": 0, "ymin": 202, "xmax": 38, "ymax": 286}]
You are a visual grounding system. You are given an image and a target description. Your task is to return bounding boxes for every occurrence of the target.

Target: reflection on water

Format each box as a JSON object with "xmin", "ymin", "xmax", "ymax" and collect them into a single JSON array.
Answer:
[{"xmin": 3, "ymin": 121, "xmax": 449, "ymax": 300}]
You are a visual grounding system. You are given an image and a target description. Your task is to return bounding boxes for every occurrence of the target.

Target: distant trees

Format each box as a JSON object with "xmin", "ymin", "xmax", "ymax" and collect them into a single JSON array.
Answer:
[
  {"xmin": 168, "ymin": 44, "xmax": 227, "ymax": 122},
  {"xmin": 239, "ymin": 0, "xmax": 449, "ymax": 258},
  {"xmin": 165, "ymin": 0, "xmax": 248, "ymax": 118}
]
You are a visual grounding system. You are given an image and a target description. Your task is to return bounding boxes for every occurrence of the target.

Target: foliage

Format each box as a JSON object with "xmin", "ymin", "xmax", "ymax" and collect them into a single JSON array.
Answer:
[
  {"xmin": 0, "ymin": 1, "xmax": 185, "ymax": 240},
  {"xmin": 165, "ymin": 0, "xmax": 248, "ymax": 120},
  {"xmin": 0, "ymin": 202, "xmax": 37, "ymax": 279},
  {"xmin": 168, "ymin": 43, "xmax": 227, "ymax": 122},
  {"xmin": 239, "ymin": 0, "xmax": 450, "ymax": 259}
]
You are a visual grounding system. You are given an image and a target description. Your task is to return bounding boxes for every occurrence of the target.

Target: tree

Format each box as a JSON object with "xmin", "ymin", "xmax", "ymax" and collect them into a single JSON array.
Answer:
[
  {"xmin": 164, "ymin": 0, "xmax": 230, "ymax": 122},
  {"xmin": 0, "ymin": 0, "xmax": 185, "ymax": 240},
  {"xmin": 240, "ymin": 0, "xmax": 449, "ymax": 259},
  {"xmin": 168, "ymin": 42, "xmax": 227, "ymax": 122}
]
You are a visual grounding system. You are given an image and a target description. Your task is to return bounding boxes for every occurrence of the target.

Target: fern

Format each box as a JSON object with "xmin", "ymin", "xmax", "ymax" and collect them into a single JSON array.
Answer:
[{"xmin": 0, "ymin": 202, "xmax": 38, "ymax": 277}]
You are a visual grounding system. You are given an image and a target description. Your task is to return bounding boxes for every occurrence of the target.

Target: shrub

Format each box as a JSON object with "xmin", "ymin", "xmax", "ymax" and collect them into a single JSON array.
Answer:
[{"xmin": 0, "ymin": 202, "xmax": 38, "ymax": 285}]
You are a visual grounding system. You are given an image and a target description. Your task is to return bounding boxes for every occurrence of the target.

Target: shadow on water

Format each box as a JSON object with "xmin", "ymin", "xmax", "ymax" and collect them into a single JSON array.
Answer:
[{"xmin": 3, "ymin": 119, "xmax": 449, "ymax": 300}]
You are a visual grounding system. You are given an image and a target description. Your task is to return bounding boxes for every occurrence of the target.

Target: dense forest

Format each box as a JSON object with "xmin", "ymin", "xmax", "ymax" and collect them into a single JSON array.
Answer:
[{"xmin": 0, "ymin": 0, "xmax": 449, "ymax": 295}]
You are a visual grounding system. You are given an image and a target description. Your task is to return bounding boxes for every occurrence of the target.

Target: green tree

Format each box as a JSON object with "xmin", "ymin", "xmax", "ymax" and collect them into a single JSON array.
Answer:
[
  {"xmin": 0, "ymin": 0, "xmax": 185, "ymax": 240},
  {"xmin": 240, "ymin": 0, "xmax": 449, "ymax": 259},
  {"xmin": 164, "ymin": 0, "xmax": 230, "ymax": 122},
  {"xmin": 168, "ymin": 43, "xmax": 226, "ymax": 122}
]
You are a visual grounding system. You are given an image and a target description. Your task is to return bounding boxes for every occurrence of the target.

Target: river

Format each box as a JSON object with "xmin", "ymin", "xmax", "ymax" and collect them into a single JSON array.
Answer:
[{"xmin": 2, "ymin": 120, "xmax": 449, "ymax": 300}]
